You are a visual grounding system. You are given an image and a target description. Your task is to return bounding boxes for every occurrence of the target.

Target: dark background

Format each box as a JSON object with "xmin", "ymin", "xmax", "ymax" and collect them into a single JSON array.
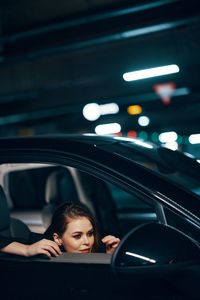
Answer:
[{"xmin": 0, "ymin": 0, "xmax": 200, "ymax": 156}]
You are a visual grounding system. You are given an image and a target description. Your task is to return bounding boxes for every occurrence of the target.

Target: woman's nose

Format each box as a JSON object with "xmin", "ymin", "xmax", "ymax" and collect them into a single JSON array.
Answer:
[{"xmin": 83, "ymin": 235, "xmax": 89, "ymax": 244}]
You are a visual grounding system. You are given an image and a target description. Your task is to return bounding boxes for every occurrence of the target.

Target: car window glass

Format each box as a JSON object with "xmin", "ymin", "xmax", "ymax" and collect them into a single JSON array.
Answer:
[
  {"xmin": 97, "ymin": 141, "xmax": 200, "ymax": 199},
  {"xmin": 164, "ymin": 207, "xmax": 200, "ymax": 244},
  {"xmin": 106, "ymin": 181, "xmax": 151, "ymax": 210},
  {"xmin": 105, "ymin": 181, "xmax": 157, "ymax": 236}
]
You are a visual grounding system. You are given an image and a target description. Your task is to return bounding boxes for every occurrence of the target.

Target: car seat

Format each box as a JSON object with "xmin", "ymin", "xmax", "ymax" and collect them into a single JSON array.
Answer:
[
  {"xmin": 42, "ymin": 168, "xmax": 80, "ymax": 228},
  {"xmin": 0, "ymin": 185, "xmax": 30, "ymax": 239},
  {"xmin": 71, "ymin": 168, "xmax": 120, "ymax": 237}
]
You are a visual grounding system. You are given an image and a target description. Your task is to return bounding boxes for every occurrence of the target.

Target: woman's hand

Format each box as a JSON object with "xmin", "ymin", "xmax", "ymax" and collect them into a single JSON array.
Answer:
[
  {"xmin": 101, "ymin": 235, "xmax": 120, "ymax": 254},
  {"xmin": 26, "ymin": 239, "xmax": 62, "ymax": 257}
]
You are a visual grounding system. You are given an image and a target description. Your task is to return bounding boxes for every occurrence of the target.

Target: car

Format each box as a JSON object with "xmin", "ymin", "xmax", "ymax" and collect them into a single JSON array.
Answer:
[{"xmin": 0, "ymin": 133, "xmax": 200, "ymax": 300}]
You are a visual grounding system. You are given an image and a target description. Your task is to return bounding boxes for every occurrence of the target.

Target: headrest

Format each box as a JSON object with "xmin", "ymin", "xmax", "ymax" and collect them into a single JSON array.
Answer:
[
  {"xmin": 0, "ymin": 186, "xmax": 11, "ymax": 236},
  {"xmin": 74, "ymin": 170, "xmax": 119, "ymax": 236},
  {"xmin": 45, "ymin": 168, "xmax": 79, "ymax": 204}
]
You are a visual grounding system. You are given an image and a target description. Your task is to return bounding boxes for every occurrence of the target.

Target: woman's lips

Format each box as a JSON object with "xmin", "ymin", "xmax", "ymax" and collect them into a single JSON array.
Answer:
[{"xmin": 80, "ymin": 249, "xmax": 90, "ymax": 253}]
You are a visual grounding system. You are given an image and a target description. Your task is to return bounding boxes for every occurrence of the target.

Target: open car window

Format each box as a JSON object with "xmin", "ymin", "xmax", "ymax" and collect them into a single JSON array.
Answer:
[
  {"xmin": 1, "ymin": 161, "xmax": 199, "ymax": 254},
  {"xmin": 1, "ymin": 162, "xmax": 158, "ymax": 240}
]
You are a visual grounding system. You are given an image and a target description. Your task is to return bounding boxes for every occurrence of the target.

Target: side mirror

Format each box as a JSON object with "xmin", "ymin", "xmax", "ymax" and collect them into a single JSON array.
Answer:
[{"xmin": 111, "ymin": 223, "xmax": 200, "ymax": 272}]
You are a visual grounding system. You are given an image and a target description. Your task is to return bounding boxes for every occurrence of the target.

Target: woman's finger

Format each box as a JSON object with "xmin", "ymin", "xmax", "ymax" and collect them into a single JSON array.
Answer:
[
  {"xmin": 101, "ymin": 235, "xmax": 116, "ymax": 242},
  {"xmin": 41, "ymin": 245, "xmax": 59, "ymax": 257},
  {"xmin": 106, "ymin": 238, "xmax": 120, "ymax": 245},
  {"xmin": 39, "ymin": 249, "xmax": 51, "ymax": 257},
  {"xmin": 40, "ymin": 239, "xmax": 62, "ymax": 255}
]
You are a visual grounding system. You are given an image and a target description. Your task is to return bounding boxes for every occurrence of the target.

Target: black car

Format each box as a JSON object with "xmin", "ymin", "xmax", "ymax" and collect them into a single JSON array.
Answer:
[{"xmin": 0, "ymin": 134, "xmax": 200, "ymax": 300}]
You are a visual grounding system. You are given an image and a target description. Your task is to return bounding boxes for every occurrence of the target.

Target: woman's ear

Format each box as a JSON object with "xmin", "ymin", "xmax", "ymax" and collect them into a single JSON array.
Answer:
[{"xmin": 53, "ymin": 233, "xmax": 62, "ymax": 246}]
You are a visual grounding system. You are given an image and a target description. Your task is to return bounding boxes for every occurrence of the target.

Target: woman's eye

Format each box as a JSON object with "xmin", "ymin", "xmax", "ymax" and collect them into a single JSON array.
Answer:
[
  {"xmin": 73, "ymin": 235, "xmax": 81, "ymax": 239},
  {"xmin": 88, "ymin": 231, "xmax": 94, "ymax": 237}
]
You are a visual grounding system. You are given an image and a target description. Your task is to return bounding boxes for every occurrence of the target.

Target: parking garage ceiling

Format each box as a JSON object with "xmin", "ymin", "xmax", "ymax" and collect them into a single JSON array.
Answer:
[{"xmin": 0, "ymin": 0, "xmax": 200, "ymax": 142}]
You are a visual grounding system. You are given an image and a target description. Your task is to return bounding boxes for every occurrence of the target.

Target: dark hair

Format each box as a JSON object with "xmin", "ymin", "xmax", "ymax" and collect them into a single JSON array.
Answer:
[{"xmin": 46, "ymin": 202, "xmax": 100, "ymax": 252}]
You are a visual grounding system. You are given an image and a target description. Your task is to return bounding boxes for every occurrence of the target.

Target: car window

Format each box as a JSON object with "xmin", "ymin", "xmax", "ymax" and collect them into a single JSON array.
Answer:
[
  {"xmin": 164, "ymin": 207, "xmax": 200, "ymax": 244},
  {"xmin": 2, "ymin": 163, "xmax": 158, "ymax": 239},
  {"xmin": 106, "ymin": 181, "xmax": 151, "ymax": 210},
  {"xmin": 105, "ymin": 181, "xmax": 157, "ymax": 236},
  {"xmin": 97, "ymin": 141, "xmax": 200, "ymax": 200}
]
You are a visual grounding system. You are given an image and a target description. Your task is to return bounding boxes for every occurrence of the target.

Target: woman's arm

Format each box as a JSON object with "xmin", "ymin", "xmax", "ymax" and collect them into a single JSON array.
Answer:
[{"xmin": 1, "ymin": 238, "xmax": 62, "ymax": 257}]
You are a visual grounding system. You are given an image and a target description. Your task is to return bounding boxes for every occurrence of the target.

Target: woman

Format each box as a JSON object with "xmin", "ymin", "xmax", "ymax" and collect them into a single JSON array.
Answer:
[
  {"xmin": 0, "ymin": 202, "xmax": 120, "ymax": 257},
  {"xmin": 45, "ymin": 202, "xmax": 120, "ymax": 254}
]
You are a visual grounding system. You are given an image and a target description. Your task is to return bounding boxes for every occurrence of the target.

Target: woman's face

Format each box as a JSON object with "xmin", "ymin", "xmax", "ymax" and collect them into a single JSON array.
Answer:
[{"xmin": 56, "ymin": 216, "xmax": 95, "ymax": 253}]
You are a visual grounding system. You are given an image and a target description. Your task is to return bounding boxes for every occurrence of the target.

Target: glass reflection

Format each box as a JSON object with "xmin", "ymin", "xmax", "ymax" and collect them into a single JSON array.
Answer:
[{"xmin": 126, "ymin": 251, "xmax": 156, "ymax": 264}]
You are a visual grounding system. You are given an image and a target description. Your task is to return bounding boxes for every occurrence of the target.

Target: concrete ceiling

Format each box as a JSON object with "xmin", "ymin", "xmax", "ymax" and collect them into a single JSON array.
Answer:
[{"xmin": 0, "ymin": 0, "xmax": 200, "ymax": 145}]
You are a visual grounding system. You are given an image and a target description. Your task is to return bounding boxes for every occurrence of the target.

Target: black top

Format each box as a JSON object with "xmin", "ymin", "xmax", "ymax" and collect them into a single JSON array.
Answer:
[{"xmin": 0, "ymin": 232, "xmax": 43, "ymax": 249}]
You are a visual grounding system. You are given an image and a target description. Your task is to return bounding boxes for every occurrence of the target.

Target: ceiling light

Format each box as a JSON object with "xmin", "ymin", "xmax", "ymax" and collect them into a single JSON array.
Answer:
[
  {"xmin": 189, "ymin": 134, "xmax": 200, "ymax": 144},
  {"xmin": 159, "ymin": 131, "xmax": 178, "ymax": 143},
  {"xmin": 138, "ymin": 116, "xmax": 150, "ymax": 126},
  {"xmin": 83, "ymin": 102, "xmax": 119, "ymax": 121},
  {"xmin": 100, "ymin": 103, "xmax": 119, "ymax": 115},
  {"xmin": 82, "ymin": 103, "xmax": 101, "ymax": 121},
  {"xmin": 123, "ymin": 64, "xmax": 179, "ymax": 82},
  {"xmin": 127, "ymin": 105, "xmax": 142, "ymax": 115},
  {"xmin": 95, "ymin": 123, "xmax": 121, "ymax": 135}
]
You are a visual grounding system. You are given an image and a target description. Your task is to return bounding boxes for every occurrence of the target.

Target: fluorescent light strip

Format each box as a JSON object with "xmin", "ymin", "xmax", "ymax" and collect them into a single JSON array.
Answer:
[
  {"xmin": 159, "ymin": 131, "xmax": 178, "ymax": 143},
  {"xmin": 83, "ymin": 102, "xmax": 119, "ymax": 121},
  {"xmin": 126, "ymin": 251, "xmax": 156, "ymax": 264},
  {"xmin": 189, "ymin": 134, "xmax": 200, "ymax": 144},
  {"xmin": 95, "ymin": 123, "xmax": 121, "ymax": 135},
  {"xmin": 123, "ymin": 64, "xmax": 179, "ymax": 82}
]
